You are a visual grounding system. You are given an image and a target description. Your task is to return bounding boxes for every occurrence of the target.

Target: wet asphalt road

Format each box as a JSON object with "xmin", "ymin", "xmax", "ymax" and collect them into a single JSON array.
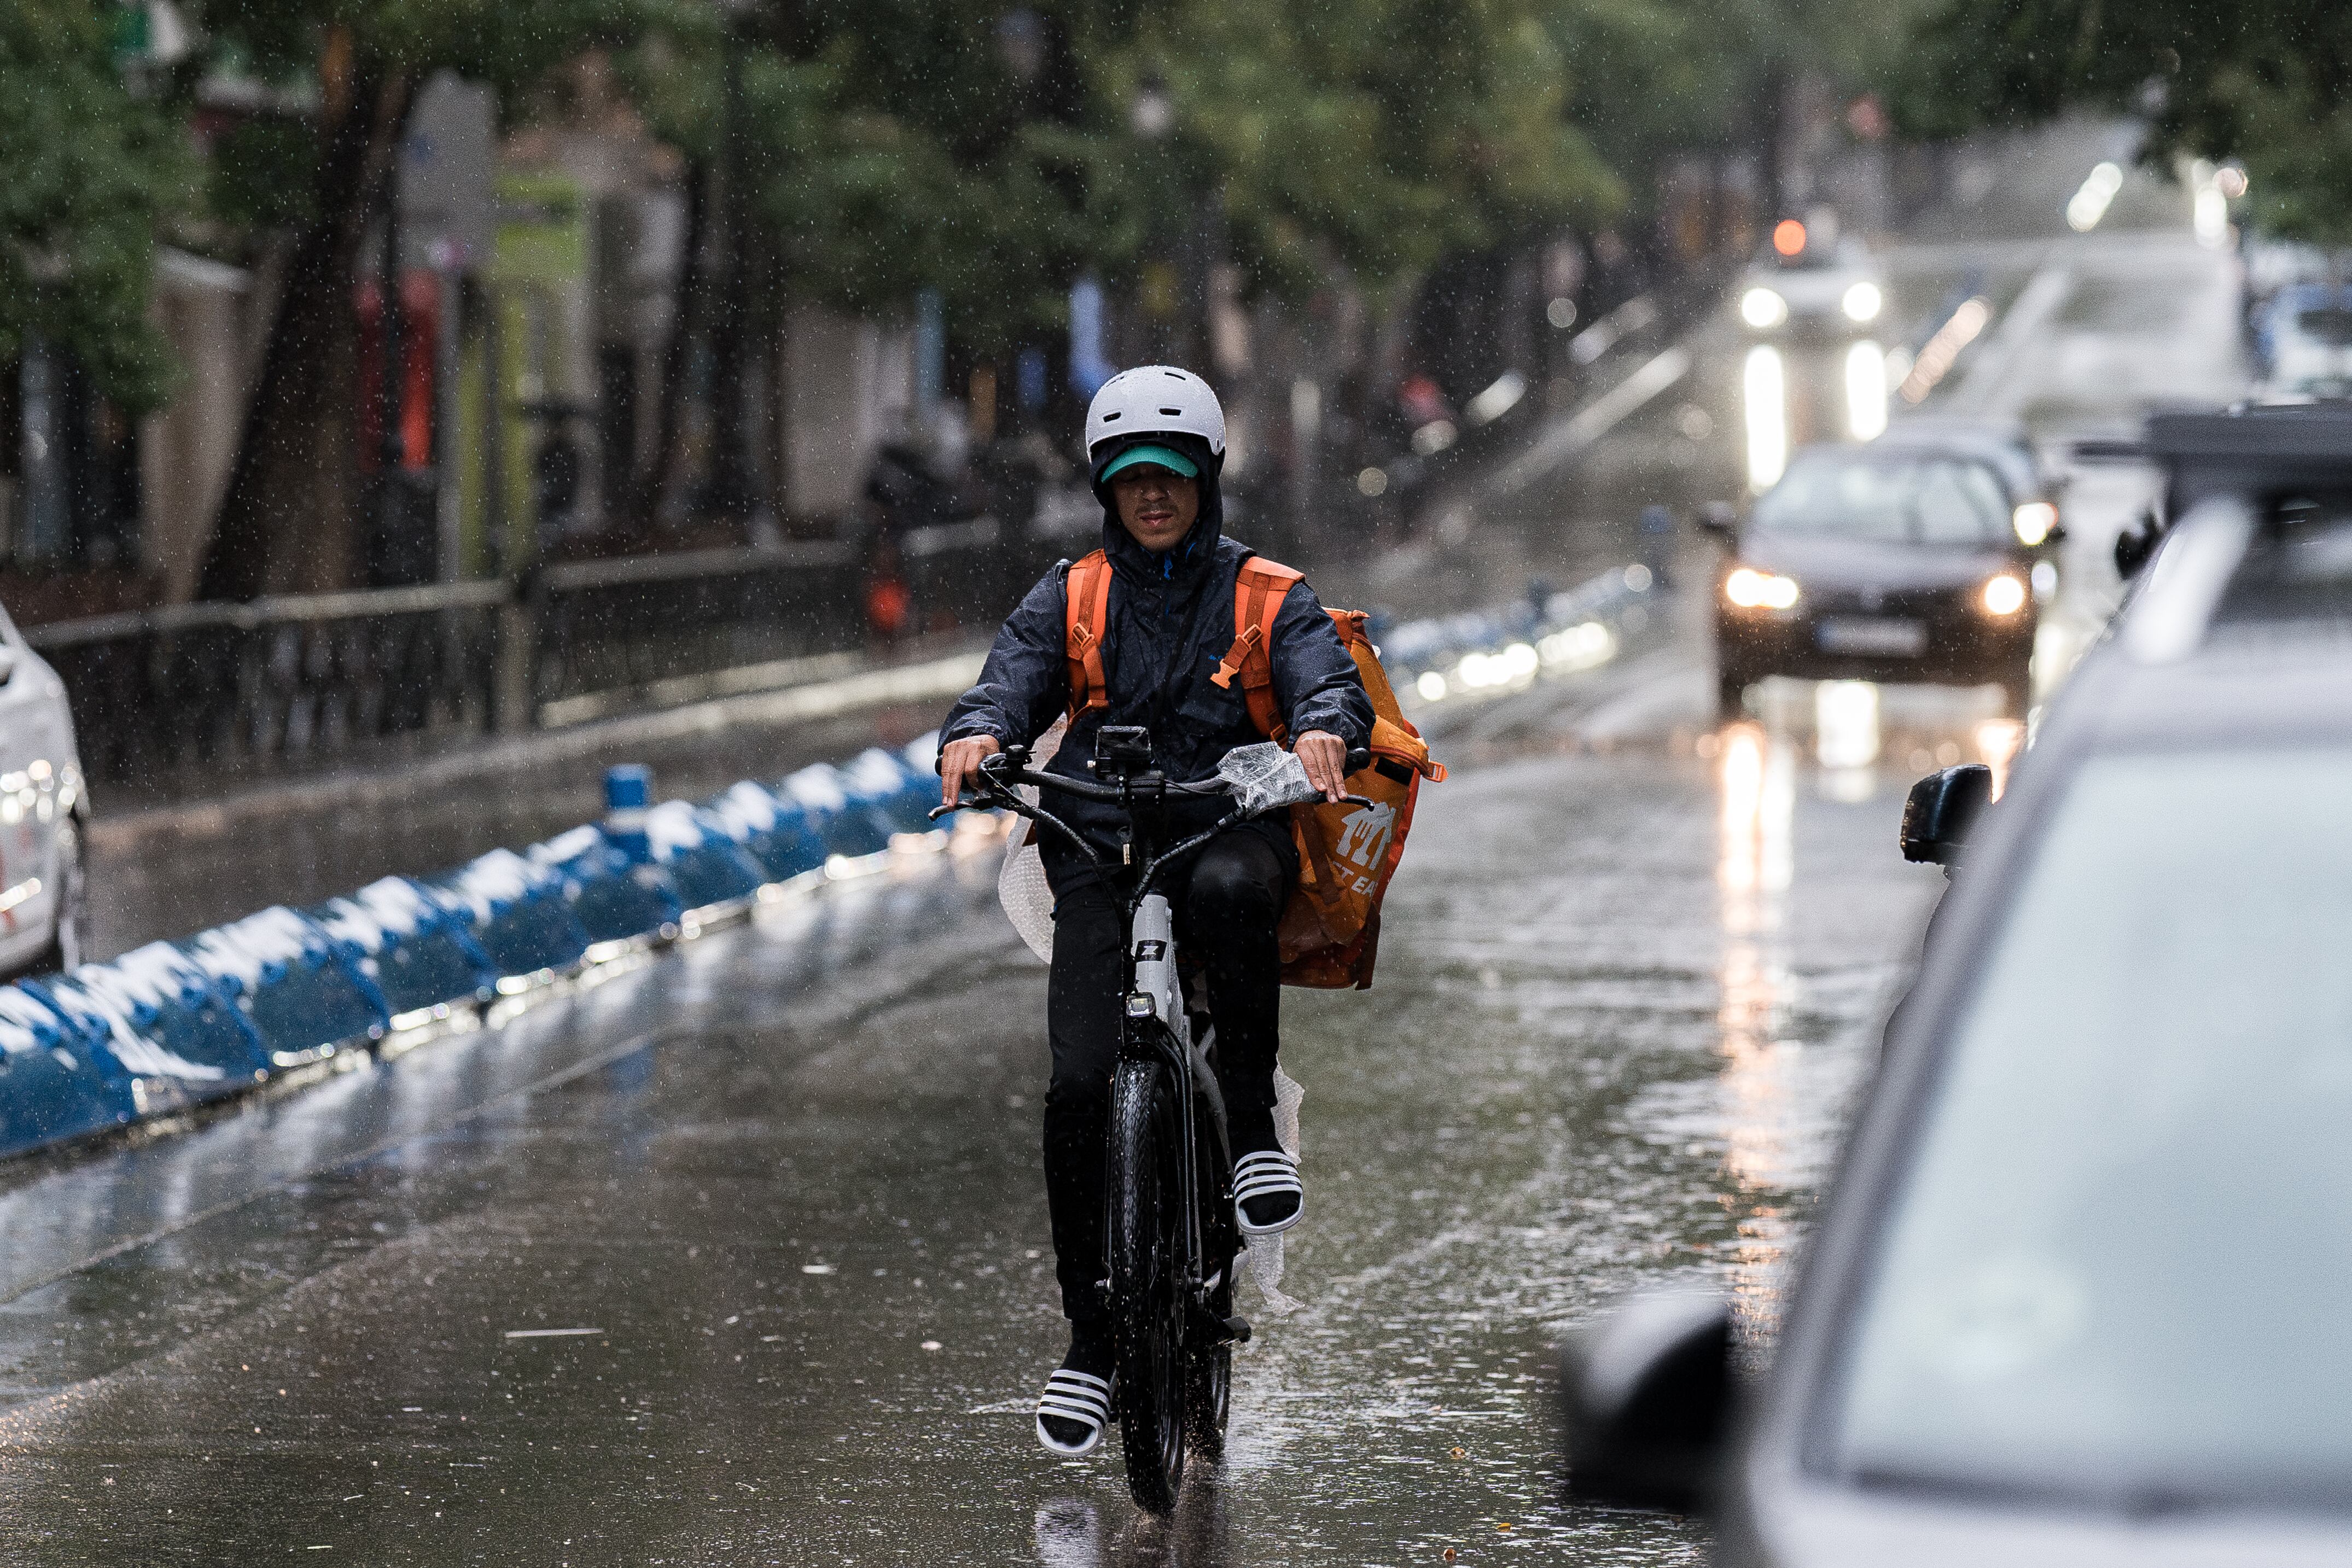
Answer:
[
  {"xmin": 0, "ymin": 731, "xmax": 1942, "ymax": 1565},
  {"xmin": 6, "ymin": 121, "xmax": 2251, "ymax": 1562}
]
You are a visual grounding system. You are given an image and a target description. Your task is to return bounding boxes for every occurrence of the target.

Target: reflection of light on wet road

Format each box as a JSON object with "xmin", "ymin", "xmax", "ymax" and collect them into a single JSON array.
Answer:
[
  {"xmin": 2066, "ymin": 160, "xmax": 2124, "ymax": 232},
  {"xmin": 1716, "ymin": 724, "xmax": 1800, "ymax": 1337},
  {"xmin": 1743, "ymin": 345, "xmax": 1788, "ymax": 492},
  {"xmin": 1814, "ymin": 680, "xmax": 1881, "ymax": 771},
  {"xmin": 1896, "ymin": 296, "xmax": 1990, "ymax": 404},
  {"xmin": 1844, "ymin": 340, "xmax": 1888, "ymax": 440},
  {"xmin": 1976, "ymin": 718, "xmax": 2025, "ymax": 797},
  {"xmin": 1717, "ymin": 722, "xmax": 1792, "ymax": 899}
]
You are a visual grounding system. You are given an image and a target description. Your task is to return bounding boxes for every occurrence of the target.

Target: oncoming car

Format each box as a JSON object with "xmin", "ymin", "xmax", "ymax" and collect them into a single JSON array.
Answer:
[
  {"xmin": 1706, "ymin": 442, "xmax": 2055, "ymax": 719},
  {"xmin": 1736, "ymin": 217, "xmax": 1887, "ymax": 340},
  {"xmin": 1563, "ymin": 403, "xmax": 2352, "ymax": 1566}
]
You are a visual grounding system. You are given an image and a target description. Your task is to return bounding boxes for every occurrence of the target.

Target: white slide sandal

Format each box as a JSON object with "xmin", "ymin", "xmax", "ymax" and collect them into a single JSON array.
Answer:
[
  {"xmin": 1035, "ymin": 1368, "xmax": 1113, "ymax": 1455},
  {"xmin": 1233, "ymin": 1149, "xmax": 1304, "ymax": 1236}
]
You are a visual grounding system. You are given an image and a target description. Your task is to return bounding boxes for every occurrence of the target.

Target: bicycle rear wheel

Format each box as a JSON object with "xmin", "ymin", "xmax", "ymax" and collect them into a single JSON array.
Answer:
[{"xmin": 1109, "ymin": 1052, "xmax": 1186, "ymax": 1515}]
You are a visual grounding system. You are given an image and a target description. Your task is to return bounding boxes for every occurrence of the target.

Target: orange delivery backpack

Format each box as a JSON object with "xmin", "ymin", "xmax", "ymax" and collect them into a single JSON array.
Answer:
[{"xmin": 1062, "ymin": 550, "xmax": 1445, "ymax": 989}]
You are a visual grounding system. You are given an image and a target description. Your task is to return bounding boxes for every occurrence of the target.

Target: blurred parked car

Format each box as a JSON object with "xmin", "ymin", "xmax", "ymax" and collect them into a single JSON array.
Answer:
[
  {"xmin": 1564, "ymin": 403, "xmax": 2352, "ymax": 1565},
  {"xmin": 0, "ymin": 608, "xmax": 86, "ymax": 978},
  {"xmin": 2254, "ymin": 282, "xmax": 2352, "ymax": 399},
  {"xmin": 1737, "ymin": 215, "xmax": 1887, "ymax": 340},
  {"xmin": 1705, "ymin": 438, "xmax": 2059, "ymax": 719}
]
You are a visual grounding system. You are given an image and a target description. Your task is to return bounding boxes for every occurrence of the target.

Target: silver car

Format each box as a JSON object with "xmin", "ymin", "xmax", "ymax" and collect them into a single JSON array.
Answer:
[
  {"xmin": 1565, "ymin": 406, "xmax": 2352, "ymax": 1562},
  {"xmin": 0, "ymin": 607, "xmax": 88, "ymax": 977}
]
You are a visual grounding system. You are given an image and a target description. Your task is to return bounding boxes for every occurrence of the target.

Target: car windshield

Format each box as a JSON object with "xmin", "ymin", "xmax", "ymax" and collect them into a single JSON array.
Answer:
[
  {"xmin": 2294, "ymin": 306, "xmax": 2352, "ymax": 346},
  {"xmin": 1824, "ymin": 747, "xmax": 2352, "ymax": 1514},
  {"xmin": 1751, "ymin": 453, "xmax": 2010, "ymax": 546}
]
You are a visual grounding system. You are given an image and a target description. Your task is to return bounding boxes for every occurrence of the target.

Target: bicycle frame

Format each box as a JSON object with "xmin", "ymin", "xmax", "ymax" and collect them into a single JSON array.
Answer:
[
  {"xmin": 935, "ymin": 740, "xmax": 1256, "ymax": 1327},
  {"xmin": 1124, "ymin": 890, "xmax": 1224, "ymax": 1313}
]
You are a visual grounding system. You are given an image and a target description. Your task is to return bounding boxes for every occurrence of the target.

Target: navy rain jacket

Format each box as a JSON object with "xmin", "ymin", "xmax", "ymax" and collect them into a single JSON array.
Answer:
[{"xmin": 940, "ymin": 430, "xmax": 1372, "ymax": 878}]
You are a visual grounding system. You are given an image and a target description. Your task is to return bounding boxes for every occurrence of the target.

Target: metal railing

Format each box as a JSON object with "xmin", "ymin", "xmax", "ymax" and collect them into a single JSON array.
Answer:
[{"xmin": 26, "ymin": 528, "xmax": 1032, "ymax": 790}]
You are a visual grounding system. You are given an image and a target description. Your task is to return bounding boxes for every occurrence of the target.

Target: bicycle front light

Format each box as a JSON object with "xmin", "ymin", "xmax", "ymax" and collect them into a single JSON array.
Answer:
[{"xmin": 1125, "ymin": 993, "xmax": 1155, "ymax": 1019}]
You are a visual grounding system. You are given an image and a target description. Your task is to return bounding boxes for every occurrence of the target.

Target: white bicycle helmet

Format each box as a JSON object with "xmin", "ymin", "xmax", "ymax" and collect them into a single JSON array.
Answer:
[{"xmin": 1084, "ymin": 365, "xmax": 1226, "ymax": 461}]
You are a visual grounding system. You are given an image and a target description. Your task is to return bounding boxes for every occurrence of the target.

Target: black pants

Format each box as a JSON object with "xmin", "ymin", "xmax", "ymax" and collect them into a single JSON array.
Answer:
[{"xmin": 1041, "ymin": 829, "xmax": 1294, "ymax": 1323}]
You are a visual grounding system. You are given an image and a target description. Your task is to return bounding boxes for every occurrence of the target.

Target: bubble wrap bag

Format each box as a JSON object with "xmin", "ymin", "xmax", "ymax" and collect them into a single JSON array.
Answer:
[
  {"xmin": 1244, "ymin": 1068, "xmax": 1306, "ymax": 1314},
  {"xmin": 1216, "ymin": 742, "xmax": 1321, "ymax": 817},
  {"xmin": 997, "ymin": 718, "xmax": 1065, "ymax": 962}
]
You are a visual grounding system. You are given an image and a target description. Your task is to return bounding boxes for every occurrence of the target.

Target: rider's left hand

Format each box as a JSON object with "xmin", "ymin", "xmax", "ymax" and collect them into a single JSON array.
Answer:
[{"xmin": 1295, "ymin": 730, "xmax": 1349, "ymax": 802}]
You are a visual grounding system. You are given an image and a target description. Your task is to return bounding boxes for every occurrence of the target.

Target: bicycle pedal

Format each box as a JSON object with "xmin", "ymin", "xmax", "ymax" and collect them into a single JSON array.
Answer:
[{"xmin": 1222, "ymin": 1315, "xmax": 1253, "ymax": 1345}]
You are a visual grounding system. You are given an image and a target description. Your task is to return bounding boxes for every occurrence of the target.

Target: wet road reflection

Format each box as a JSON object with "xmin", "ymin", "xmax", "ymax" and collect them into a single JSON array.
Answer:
[{"xmin": 0, "ymin": 715, "xmax": 1959, "ymax": 1564}]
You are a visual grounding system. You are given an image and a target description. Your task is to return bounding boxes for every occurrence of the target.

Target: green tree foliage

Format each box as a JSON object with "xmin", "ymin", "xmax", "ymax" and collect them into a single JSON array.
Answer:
[
  {"xmin": 629, "ymin": 0, "xmax": 1625, "ymax": 352},
  {"xmin": 1551, "ymin": 0, "xmax": 1936, "ymax": 217},
  {"xmin": 1130, "ymin": 0, "xmax": 1621, "ymax": 294},
  {"xmin": 631, "ymin": 15, "xmax": 1101, "ymax": 355},
  {"xmin": 1550, "ymin": 0, "xmax": 1757, "ymax": 200},
  {"xmin": 0, "ymin": 2, "xmax": 187, "ymax": 411},
  {"xmin": 1890, "ymin": 0, "xmax": 2352, "ymax": 241}
]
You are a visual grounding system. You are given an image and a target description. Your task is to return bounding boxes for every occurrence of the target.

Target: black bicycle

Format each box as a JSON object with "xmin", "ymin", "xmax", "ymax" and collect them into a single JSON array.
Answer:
[{"xmin": 935, "ymin": 724, "xmax": 1361, "ymax": 1513}]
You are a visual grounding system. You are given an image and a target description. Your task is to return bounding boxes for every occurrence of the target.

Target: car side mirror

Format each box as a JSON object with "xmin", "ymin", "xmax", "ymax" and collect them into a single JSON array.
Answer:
[
  {"xmin": 1560, "ymin": 1291, "xmax": 1734, "ymax": 1514},
  {"xmin": 0, "ymin": 646, "xmax": 16, "ymax": 685},
  {"xmin": 1696, "ymin": 502, "xmax": 1737, "ymax": 540},
  {"xmin": 2114, "ymin": 510, "xmax": 2164, "ymax": 580},
  {"xmin": 1900, "ymin": 763, "xmax": 1992, "ymax": 865}
]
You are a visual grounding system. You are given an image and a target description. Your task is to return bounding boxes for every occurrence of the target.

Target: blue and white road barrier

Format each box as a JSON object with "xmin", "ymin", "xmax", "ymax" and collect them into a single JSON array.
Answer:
[{"xmin": 0, "ymin": 735, "xmax": 954, "ymax": 1161}]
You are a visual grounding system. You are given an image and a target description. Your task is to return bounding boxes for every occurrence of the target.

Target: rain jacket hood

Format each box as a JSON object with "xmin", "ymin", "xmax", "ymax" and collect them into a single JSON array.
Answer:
[{"xmin": 1090, "ymin": 429, "xmax": 1226, "ymax": 617}]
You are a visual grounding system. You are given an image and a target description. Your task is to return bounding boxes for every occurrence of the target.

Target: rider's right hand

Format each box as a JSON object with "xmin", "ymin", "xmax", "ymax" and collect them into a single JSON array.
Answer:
[{"xmin": 939, "ymin": 733, "xmax": 1002, "ymax": 809}]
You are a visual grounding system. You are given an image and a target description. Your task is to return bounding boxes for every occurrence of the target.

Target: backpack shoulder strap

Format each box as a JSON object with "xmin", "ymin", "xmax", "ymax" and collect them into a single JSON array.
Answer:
[
  {"xmin": 1063, "ymin": 550, "xmax": 1112, "ymax": 719},
  {"xmin": 1212, "ymin": 555, "xmax": 1304, "ymax": 744}
]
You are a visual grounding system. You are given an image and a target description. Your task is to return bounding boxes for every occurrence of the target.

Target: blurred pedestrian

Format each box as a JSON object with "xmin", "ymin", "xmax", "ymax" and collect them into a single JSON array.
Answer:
[{"xmin": 1638, "ymin": 502, "xmax": 1676, "ymax": 590}]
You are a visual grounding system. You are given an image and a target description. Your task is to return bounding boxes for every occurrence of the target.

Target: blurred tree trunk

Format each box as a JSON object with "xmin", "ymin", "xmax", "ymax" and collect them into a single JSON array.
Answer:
[
  {"xmin": 1758, "ymin": 65, "xmax": 1790, "ymax": 224},
  {"xmin": 628, "ymin": 155, "xmax": 708, "ymax": 532},
  {"xmin": 753, "ymin": 224, "xmax": 789, "ymax": 523},
  {"xmin": 197, "ymin": 36, "xmax": 414, "ymax": 601}
]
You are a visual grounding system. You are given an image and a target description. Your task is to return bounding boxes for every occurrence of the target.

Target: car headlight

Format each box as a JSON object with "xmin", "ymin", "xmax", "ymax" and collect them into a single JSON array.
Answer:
[
  {"xmin": 1841, "ymin": 281, "xmax": 1883, "ymax": 323},
  {"xmin": 1740, "ymin": 288, "xmax": 1788, "ymax": 329},
  {"xmin": 1725, "ymin": 567, "xmax": 1801, "ymax": 610},
  {"xmin": 2011, "ymin": 500, "xmax": 2057, "ymax": 546},
  {"xmin": 1980, "ymin": 574, "xmax": 2028, "ymax": 616}
]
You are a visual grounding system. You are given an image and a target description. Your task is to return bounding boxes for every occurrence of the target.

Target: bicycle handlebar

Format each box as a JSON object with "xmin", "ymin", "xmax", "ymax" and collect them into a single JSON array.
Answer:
[{"xmin": 930, "ymin": 744, "xmax": 1373, "ymax": 860}]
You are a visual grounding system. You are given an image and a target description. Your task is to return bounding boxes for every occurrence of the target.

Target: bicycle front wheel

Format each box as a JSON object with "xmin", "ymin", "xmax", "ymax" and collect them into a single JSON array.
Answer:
[
  {"xmin": 1109, "ymin": 1052, "xmax": 1186, "ymax": 1515},
  {"xmin": 1184, "ymin": 1072, "xmax": 1237, "ymax": 1458}
]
